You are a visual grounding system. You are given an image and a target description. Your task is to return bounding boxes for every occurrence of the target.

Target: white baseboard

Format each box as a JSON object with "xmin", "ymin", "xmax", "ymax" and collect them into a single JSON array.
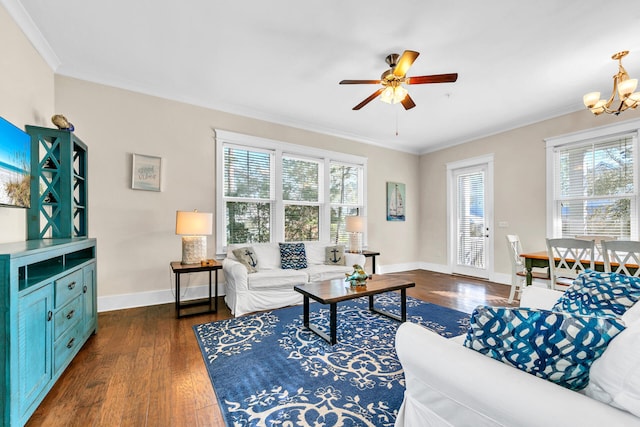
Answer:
[
  {"xmin": 98, "ymin": 283, "xmax": 225, "ymax": 312},
  {"xmin": 378, "ymin": 261, "xmax": 422, "ymax": 274}
]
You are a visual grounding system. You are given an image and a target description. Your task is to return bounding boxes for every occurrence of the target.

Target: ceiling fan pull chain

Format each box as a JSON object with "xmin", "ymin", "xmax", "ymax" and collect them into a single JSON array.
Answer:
[{"xmin": 396, "ymin": 110, "xmax": 399, "ymax": 136}]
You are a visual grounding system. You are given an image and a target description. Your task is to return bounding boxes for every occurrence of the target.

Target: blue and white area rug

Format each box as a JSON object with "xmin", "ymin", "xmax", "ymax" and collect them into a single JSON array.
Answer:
[{"xmin": 193, "ymin": 295, "xmax": 469, "ymax": 427}]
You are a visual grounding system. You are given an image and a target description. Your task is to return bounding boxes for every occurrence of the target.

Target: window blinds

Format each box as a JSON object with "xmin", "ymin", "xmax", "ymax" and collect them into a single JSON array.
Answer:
[{"xmin": 556, "ymin": 135, "xmax": 636, "ymax": 238}]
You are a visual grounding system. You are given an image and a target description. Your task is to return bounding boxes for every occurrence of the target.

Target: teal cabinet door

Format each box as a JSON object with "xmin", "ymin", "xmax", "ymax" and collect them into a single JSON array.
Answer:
[
  {"xmin": 17, "ymin": 284, "xmax": 53, "ymax": 420},
  {"xmin": 82, "ymin": 262, "xmax": 97, "ymax": 337}
]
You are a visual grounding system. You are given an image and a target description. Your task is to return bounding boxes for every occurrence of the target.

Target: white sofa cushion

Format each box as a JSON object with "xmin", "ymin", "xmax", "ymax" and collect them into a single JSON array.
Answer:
[
  {"xmin": 585, "ymin": 317, "xmax": 640, "ymax": 417},
  {"xmin": 304, "ymin": 241, "xmax": 327, "ymax": 265},
  {"xmin": 228, "ymin": 242, "xmax": 282, "ymax": 270},
  {"xmin": 246, "ymin": 269, "xmax": 308, "ymax": 290},
  {"xmin": 305, "ymin": 264, "xmax": 353, "ymax": 282}
]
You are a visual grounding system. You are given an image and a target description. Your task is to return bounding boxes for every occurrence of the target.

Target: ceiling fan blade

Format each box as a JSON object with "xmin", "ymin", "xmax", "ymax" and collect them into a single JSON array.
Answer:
[
  {"xmin": 353, "ymin": 88, "xmax": 385, "ymax": 110},
  {"xmin": 393, "ymin": 50, "xmax": 420, "ymax": 77},
  {"xmin": 405, "ymin": 73, "xmax": 458, "ymax": 84},
  {"xmin": 401, "ymin": 94, "xmax": 416, "ymax": 110},
  {"xmin": 339, "ymin": 79, "xmax": 382, "ymax": 85}
]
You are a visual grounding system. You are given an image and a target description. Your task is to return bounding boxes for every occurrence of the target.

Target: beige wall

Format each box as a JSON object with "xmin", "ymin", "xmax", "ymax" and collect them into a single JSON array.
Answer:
[
  {"xmin": 419, "ymin": 108, "xmax": 640, "ymax": 281},
  {"xmin": 0, "ymin": 4, "xmax": 54, "ymax": 243},
  {"xmin": 54, "ymin": 76, "xmax": 421, "ymax": 308}
]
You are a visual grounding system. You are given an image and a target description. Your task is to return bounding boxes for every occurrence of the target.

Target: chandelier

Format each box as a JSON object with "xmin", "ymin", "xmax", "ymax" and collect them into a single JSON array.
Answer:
[{"xmin": 583, "ymin": 51, "xmax": 640, "ymax": 116}]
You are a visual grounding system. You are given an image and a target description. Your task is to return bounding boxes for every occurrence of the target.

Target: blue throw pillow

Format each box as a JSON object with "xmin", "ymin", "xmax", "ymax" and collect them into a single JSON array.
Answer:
[
  {"xmin": 463, "ymin": 305, "xmax": 625, "ymax": 390},
  {"xmin": 279, "ymin": 242, "xmax": 307, "ymax": 270},
  {"xmin": 553, "ymin": 270, "xmax": 640, "ymax": 318}
]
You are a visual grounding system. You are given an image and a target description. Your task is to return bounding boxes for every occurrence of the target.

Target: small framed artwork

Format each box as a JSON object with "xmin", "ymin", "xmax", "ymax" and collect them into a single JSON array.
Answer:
[
  {"xmin": 387, "ymin": 182, "xmax": 406, "ymax": 221},
  {"xmin": 131, "ymin": 153, "xmax": 162, "ymax": 191}
]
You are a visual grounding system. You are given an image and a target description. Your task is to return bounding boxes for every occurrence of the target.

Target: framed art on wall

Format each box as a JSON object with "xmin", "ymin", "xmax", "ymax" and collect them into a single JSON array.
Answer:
[
  {"xmin": 132, "ymin": 153, "xmax": 162, "ymax": 191},
  {"xmin": 387, "ymin": 182, "xmax": 405, "ymax": 221}
]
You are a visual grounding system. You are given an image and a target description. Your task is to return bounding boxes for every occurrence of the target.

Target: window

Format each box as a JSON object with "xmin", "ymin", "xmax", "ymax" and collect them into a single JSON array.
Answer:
[
  {"xmin": 547, "ymin": 121, "xmax": 639, "ymax": 240},
  {"xmin": 330, "ymin": 162, "xmax": 363, "ymax": 245},
  {"xmin": 282, "ymin": 155, "xmax": 320, "ymax": 241},
  {"xmin": 216, "ymin": 130, "xmax": 366, "ymax": 253},
  {"xmin": 223, "ymin": 145, "xmax": 273, "ymax": 244}
]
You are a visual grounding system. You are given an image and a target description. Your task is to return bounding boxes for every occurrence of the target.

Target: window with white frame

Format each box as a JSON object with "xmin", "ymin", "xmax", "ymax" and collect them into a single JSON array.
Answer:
[
  {"xmin": 547, "ymin": 122, "xmax": 639, "ymax": 240},
  {"xmin": 216, "ymin": 130, "xmax": 366, "ymax": 254}
]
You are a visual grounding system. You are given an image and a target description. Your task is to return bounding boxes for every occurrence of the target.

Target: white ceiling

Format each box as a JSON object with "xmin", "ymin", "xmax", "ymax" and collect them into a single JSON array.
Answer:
[{"xmin": 7, "ymin": 0, "xmax": 640, "ymax": 153}]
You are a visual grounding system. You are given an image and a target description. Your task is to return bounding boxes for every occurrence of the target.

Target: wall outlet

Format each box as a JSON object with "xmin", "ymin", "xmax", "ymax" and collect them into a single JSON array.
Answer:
[{"xmin": 498, "ymin": 221, "xmax": 509, "ymax": 228}]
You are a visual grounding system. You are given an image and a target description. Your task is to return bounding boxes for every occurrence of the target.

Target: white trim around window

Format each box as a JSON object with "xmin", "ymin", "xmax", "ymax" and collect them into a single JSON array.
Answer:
[
  {"xmin": 215, "ymin": 129, "xmax": 368, "ymax": 255},
  {"xmin": 545, "ymin": 118, "xmax": 640, "ymax": 239}
]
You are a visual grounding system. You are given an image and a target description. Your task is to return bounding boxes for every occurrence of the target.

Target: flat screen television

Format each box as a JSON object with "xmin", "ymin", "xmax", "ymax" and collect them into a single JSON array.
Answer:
[{"xmin": 0, "ymin": 116, "xmax": 31, "ymax": 208}]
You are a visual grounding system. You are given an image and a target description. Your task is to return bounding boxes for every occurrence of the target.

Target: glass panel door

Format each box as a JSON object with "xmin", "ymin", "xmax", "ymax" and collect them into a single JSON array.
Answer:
[{"xmin": 452, "ymin": 163, "xmax": 491, "ymax": 278}]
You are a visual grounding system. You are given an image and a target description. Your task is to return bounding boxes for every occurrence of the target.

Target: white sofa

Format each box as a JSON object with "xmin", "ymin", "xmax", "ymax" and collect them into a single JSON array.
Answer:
[
  {"xmin": 223, "ymin": 241, "xmax": 366, "ymax": 316},
  {"xmin": 395, "ymin": 286, "xmax": 640, "ymax": 427}
]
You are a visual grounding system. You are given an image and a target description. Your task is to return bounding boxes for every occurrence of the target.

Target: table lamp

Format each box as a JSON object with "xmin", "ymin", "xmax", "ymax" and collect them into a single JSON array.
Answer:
[
  {"xmin": 176, "ymin": 210, "xmax": 213, "ymax": 264},
  {"xmin": 345, "ymin": 215, "xmax": 366, "ymax": 253}
]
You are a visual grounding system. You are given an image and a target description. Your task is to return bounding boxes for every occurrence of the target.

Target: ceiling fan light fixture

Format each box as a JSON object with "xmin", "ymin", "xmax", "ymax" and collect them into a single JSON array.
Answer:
[
  {"xmin": 584, "ymin": 50, "xmax": 639, "ymax": 116},
  {"xmin": 380, "ymin": 86, "xmax": 395, "ymax": 104},
  {"xmin": 393, "ymin": 86, "xmax": 408, "ymax": 103}
]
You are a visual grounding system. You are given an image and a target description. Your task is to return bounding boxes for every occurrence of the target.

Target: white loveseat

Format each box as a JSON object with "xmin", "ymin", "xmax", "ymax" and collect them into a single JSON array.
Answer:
[
  {"xmin": 395, "ymin": 286, "xmax": 640, "ymax": 427},
  {"xmin": 223, "ymin": 241, "xmax": 366, "ymax": 316}
]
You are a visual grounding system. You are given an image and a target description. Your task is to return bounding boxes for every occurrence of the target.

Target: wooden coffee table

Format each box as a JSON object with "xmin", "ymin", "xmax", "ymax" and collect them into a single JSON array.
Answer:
[{"xmin": 294, "ymin": 275, "xmax": 416, "ymax": 345}]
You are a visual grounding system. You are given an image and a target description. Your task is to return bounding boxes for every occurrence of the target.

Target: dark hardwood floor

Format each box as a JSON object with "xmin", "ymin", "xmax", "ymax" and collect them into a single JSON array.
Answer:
[{"xmin": 26, "ymin": 270, "xmax": 517, "ymax": 427}]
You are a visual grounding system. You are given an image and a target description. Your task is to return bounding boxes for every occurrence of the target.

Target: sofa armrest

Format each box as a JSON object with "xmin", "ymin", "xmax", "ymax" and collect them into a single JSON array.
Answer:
[
  {"xmin": 222, "ymin": 258, "xmax": 249, "ymax": 292},
  {"xmin": 395, "ymin": 322, "xmax": 638, "ymax": 427},
  {"xmin": 344, "ymin": 253, "xmax": 366, "ymax": 268}
]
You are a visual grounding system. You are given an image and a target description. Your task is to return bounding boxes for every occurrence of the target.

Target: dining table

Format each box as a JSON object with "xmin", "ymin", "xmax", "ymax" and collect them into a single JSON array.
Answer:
[{"xmin": 519, "ymin": 250, "xmax": 639, "ymax": 286}]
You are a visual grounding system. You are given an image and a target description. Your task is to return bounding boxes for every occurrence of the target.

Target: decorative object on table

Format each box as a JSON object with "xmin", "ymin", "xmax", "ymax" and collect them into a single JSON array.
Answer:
[
  {"xmin": 345, "ymin": 215, "xmax": 366, "ymax": 253},
  {"xmin": 386, "ymin": 182, "xmax": 405, "ymax": 221},
  {"xmin": 131, "ymin": 153, "xmax": 162, "ymax": 191},
  {"xmin": 193, "ymin": 296, "xmax": 470, "ymax": 427},
  {"xmin": 345, "ymin": 264, "xmax": 370, "ymax": 287},
  {"xmin": 51, "ymin": 114, "xmax": 74, "ymax": 131},
  {"xmin": 583, "ymin": 50, "xmax": 640, "ymax": 116},
  {"xmin": 176, "ymin": 210, "xmax": 213, "ymax": 264}
]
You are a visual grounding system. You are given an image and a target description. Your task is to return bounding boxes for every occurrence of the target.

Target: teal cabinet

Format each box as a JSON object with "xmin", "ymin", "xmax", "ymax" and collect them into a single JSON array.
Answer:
[
  {"xmin": 0, "ymin": 238, "xmax": 97, "ymax": 427},
  {"xmin": 82, "ymin": 262, "xmax": 97, "ymax": 337},
  {"xmin": 17, "ymin": 284, "xmax": 53, "ymax": 420},
  {"xmin": 25, "ymin": 126, "xmax": 88, "ymax": 240}
]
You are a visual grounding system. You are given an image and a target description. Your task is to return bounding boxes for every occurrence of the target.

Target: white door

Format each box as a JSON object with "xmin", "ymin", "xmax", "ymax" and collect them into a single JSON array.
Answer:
[{"xmin": 447, "ymin": 156, "xmax": 494, "ymax": 279}]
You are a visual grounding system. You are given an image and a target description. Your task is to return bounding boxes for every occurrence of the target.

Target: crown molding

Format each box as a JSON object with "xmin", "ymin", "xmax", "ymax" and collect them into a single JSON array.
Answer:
[{"xmin": 1, "ymin": 0, "xmax": 60, "ymax": 71}]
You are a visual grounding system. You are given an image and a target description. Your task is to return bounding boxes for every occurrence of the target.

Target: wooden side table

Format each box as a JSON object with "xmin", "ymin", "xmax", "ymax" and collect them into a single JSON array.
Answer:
[
  {"xmin": 361, "ymin": 250, "xmax": 381, "ymax": 274},
  {"xmin": 170, "ymin": 261, "xmax": 222, "ymax": 318}
]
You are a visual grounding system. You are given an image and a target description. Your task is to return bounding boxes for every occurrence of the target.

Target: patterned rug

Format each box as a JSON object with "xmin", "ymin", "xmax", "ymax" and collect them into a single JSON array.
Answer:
[{"xmin": 193, "ymin": 295, "xmax": 470, "ymax": 427}]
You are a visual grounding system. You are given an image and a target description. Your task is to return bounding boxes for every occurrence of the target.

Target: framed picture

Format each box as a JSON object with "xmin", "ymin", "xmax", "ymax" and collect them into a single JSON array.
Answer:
[
  {"xmin": 386, "ymin": 182, "xmax": 405, "ymax": 221},
  {"xmin": 132, "ymin": 153, "xmax": 162, "ymax": 191}
]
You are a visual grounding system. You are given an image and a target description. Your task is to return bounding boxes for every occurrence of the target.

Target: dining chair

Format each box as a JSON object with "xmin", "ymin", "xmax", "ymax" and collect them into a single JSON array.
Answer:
[
  {"xmin": 601, "ymin": 240, "xmax": 640, "ymax": 277},
  {"xmin": 506, "ymin": 235, "xmax": 550, "ymax": 302},
  {"xmin": 546, "ymin": 238, "xmax": 595, "ymax": 290},
  {"xmin": 575, "ymin": 235, "xmax": 616, "ymax": 258}
]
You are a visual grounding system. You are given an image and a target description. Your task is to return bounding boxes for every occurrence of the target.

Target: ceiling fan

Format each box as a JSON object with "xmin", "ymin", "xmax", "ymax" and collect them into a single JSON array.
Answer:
[{"xmin": 339, "ymin": 50, "xmax": 458, "ymax": 110}]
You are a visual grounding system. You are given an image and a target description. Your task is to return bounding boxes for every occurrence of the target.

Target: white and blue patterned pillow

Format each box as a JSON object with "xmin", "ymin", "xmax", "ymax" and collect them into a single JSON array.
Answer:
[
  {"xmin": 279, "ymin": 242, "xmax": 307, "ymax": 270},
  {"xmin": 553, "ymin": 270, "xmax": 640, "ymax": 318},
  {"xmin": 464, "ymin": 305, "xmax": 626, "ymax": 390}
]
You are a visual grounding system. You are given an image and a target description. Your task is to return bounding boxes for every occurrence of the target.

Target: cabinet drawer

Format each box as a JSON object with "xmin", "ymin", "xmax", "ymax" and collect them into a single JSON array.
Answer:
[
  {"xmin": 54, "ymin": 269, "xmax": 83, "ymax": 308},
  {"xmin": 54, "ymin": 323, "xmax": 82, "ymax": 374},
  {"xmin": 54, "ymin": 295, "xmax": 83, "ymax": 341}
]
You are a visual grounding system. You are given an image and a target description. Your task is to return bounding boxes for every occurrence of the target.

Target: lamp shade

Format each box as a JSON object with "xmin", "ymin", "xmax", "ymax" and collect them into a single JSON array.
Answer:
[
  {"xmin": 175, "ymin": 210, "xmax": 213, "ymax": 235},
  {"xmin": 345, "ymin": 216, "xmax": 366, "ymax": 233}
]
